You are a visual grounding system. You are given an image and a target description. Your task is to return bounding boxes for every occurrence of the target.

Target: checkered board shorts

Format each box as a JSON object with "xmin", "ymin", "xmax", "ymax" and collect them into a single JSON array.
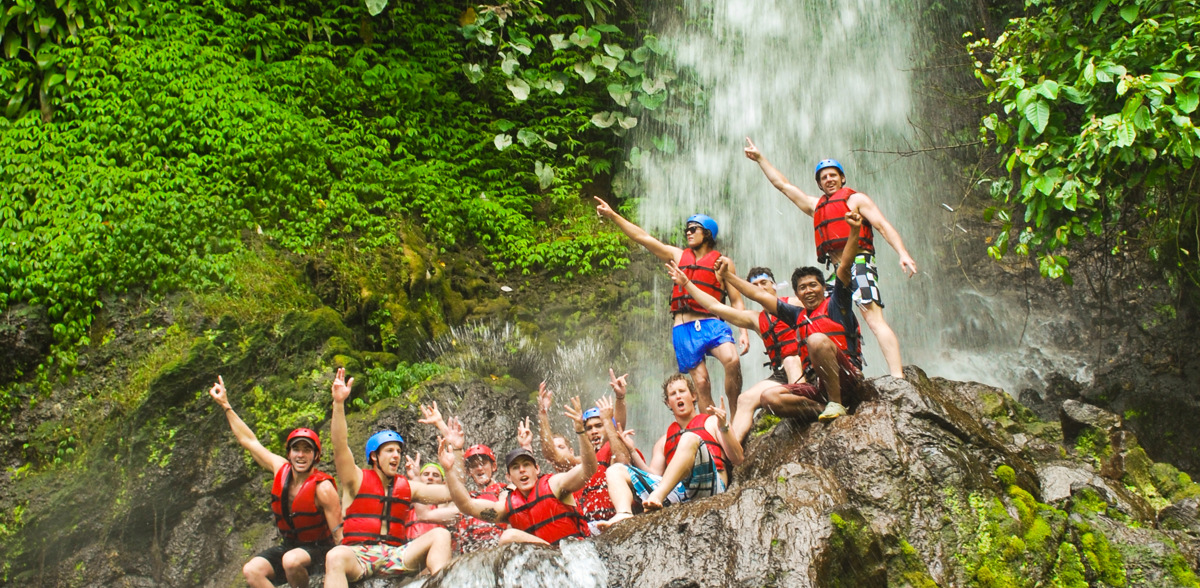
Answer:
[{"xmin": 827, "ymin": 253, "xmax": 884, "ymax": 308}]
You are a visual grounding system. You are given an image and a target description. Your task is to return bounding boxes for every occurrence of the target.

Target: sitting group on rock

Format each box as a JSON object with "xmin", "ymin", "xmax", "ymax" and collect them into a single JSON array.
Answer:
[{"xmin": 205, "ymin": 149, "xmax": 918, "ymax": 584}]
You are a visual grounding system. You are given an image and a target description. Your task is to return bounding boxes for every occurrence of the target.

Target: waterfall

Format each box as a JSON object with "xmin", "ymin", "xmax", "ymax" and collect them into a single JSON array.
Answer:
[{"xmin": 615, "ymin": 0, "xmax": 1092, "ymax": 434}]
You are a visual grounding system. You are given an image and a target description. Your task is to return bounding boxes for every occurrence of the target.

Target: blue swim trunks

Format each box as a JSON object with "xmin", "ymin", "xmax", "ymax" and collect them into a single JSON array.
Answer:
[{"xmin": 671, "ymin": 318, "xmax": 735, "ymax": 373}]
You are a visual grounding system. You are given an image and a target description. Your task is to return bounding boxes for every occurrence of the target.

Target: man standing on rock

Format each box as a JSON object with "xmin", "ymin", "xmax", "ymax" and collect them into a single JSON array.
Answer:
[
  {"xmin": 600, "ymin": 373, "xmax": 743, "ymax": 528},
  {"xmin": 718, "ymin": 211, "xmax": 868, "ymax": 422},
  {"xmin": 208, "ymin": 377, "xmax": 342, "ymax": 588},
  {"xmin": 665, "ymin": 261, "xmax": 805, "ymax": 442},
  {"xmin": 437, "ymin": 397, "xmax": 596, "ymax": 546},
  {"xmin": 323, "ymin": 368, "xmax": 453, "ymax": 586},
  {"xmin": 595, "ymin": 196, "xmax": 749, "ymax": 416},
  {"xmin": 744, "ymin": 138, "xmax": 915, "ymax": 378}
]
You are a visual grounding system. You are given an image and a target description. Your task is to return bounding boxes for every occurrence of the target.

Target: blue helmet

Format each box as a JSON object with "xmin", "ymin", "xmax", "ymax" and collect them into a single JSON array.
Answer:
[
  {"xmin": 686, "ymin": 214, "xmax": 719, "ymax": 240},
  {"xmin": 582, "ymin": 407, "xmax": 602, "ymax": 422},
  {"xmin": 364, "ymin": 430, "xmax": 405, "ymax": 465},
  {"xmin": 814, "ymin": 159, "xmax": 845, "ymax": 182}
]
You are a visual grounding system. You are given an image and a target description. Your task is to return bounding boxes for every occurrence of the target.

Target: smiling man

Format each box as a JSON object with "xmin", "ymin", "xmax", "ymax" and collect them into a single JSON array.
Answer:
[
  {"xmin": 745, "ymin": 138, "xmax": 915, "ymax": 378},
  {"xmin": 599, "ymin": 373, "xmax": 744, "ymax": 529},
  {"xmin": 322, "ymin": 369, "xmax": 453, "ymax": 586},
  {"xmin": 453, "ymin": 444, "xmax": 507, "ymax": 553},
  {"xmin": 717, "ymin": 211, "xmax": 868, "ymax": 422},
  {"xmin": 209, "ymin": 377, "xmax": 341, "ymax": 588},
  {"xmin": 438, "ymin": 397, "xmax": 596, "ymax": 547}
]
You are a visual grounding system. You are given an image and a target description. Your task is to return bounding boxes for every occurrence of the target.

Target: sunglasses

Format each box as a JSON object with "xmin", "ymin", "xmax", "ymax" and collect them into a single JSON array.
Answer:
[{"xmin": 684, "ymin": 225, "xmax": 703, "ymax": 235}]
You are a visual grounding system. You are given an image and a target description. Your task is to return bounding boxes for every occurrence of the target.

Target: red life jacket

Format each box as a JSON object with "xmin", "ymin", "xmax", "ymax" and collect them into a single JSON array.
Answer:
[
  {"xmin": 758, "ymin": 308, "xmax": 800, "ymax": 371},
  {"xmin": 813, "ymin": 187, "xmax": 874, "ymax": 264},
  {"xmin": 670, "ymin": 249, "xmax": 728, "ymax": 315},
  {"xmin": 794, "ymin": 297, "xmax": 863, "ymax": 372},
  {"xmin": 405, "ymin": 505, "xmax": 451, "ymax": 541},
  {"xmin": 574, "ymin": 443, "xmax": 615, "ymax": 522},
  {"xmin": 663, "ymin": 414, "xmax": 727, "ymax": 472},
  {"xmin": 270, "ymin": 465, "xmax": 336, "ymax": 544},
  {"xmin": 342, "ymin": 470, "xmax": 411, "ymax": 546},
  {"xmin": 505, "ymin": 474, "xmax": 589, "ymax": 545},
  {"xmin": 454, "ymin": 481, "xmax": 507, "ymax": 547}
]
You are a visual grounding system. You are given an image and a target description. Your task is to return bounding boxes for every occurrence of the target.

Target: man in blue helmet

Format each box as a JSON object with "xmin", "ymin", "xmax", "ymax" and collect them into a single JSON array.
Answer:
[
  {"xmin": 323, "ymin": 368, "xmax": 453, "ymax": 586},
  {"xmin": 594, "ymin": 196, "xmax": 750, "ymax": 417},
  {"xmin": 744, "ymin": 138, "xmax": 915, "ymax": 379}
]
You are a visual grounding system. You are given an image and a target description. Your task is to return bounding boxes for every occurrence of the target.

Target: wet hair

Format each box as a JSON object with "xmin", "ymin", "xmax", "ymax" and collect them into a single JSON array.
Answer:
[
  {"xmin": 661, "ymin": 373, "xmax": 696, "ymax": 404},
  {"xmin": 791, "ymin": 267, "xmax": 825, "ymax": 293},
  {"xmin": 746, "ymin": 267, "xmax": 775, "ymax": 283}
]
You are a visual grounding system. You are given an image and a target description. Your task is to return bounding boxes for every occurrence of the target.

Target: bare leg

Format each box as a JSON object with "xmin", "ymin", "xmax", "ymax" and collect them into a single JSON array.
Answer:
[
  {"xmin": 760, "ymin": 387, "xmax": 824, "ymax": 420},
  {"xmin": 403, "ymin": 527, "xmax": 453, "ymax": 574},
  {"xmin": 688, "ymin": 360, "xmax": 714, "ymax": 414},
  {"xmin": 806, "ymin": 334, "xmax": 842, "ymax": 405},
  {"xmin": 708, "ymin": 341, "xmax": 743, "ymax": 418},
  {"xmin": 242, "ymin": 557, "xmax": 276, "ymax": 588},
  {"xmin": 597, "ymin": 464, "xmax": 636, "ymax": 530},
  {"xmin": 498, "ymin": 528, "xmax": 551, "ymax": 546},
  {"xmin": 644, "ymin": 433, "xmax": 701, "ymax": 510},
  {"xmin": 859, "ymin": 302, "xmax": 903, "ymax": 378},
  {"xmin": 780, "ymin": 355, "xmax": 804, "ymax": 384},
  {"xmin": 323, "ymin": 546, "xmax": 363, "ymax": 588},
  {"xmin": 280, "ymin": 548, "xmax": 312, "ymax": 588},
  {"xmin": 731, "ymin": 379, "xmax": 776, "ymax": 442}
]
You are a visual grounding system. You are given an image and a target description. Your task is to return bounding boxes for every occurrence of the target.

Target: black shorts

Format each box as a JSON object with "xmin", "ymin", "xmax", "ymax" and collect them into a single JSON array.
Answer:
[
  {"xmin": 767, "ymin": 366, "xmax": 789, "ymax": 384},
  {"xmin": 253, "ymin": 542, "xmax": 333, "ymax": 584}
]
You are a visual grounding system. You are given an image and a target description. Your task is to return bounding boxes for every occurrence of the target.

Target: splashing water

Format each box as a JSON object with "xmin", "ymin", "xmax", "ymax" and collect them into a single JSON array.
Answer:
[
  {"xmin": 415, "ymin": 541, "xmax": 608, "ymax": 588},
  {"xmin": 613, "ymin": 0, "xmax": 1092, "ymax": 434}
]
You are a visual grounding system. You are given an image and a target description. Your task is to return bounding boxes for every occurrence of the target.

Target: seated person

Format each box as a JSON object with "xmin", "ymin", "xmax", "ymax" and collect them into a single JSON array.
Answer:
[
  {"xmin": 322, "ymin": 369, "xmax": 453, "ymax": 587},
  {"xmin": 454, "ymin": 444, "xmax": 508, "ymax": 553},
  {"xmin": 438, "ymin": 397, "xmax": 596, "ymax": 546},
  {"xmin": 665, "ymin": 261, "xmax": 805, "ymax": 441},
  {"xmin": 405, "ymin": 463, "xmax": 459, "ymax": 542},
  {"xmin": 209, "ymin": 377, "xmax": 341, "ymax": 588},
  {"xmin": 716, "ymin": 211, "xmax": 868, "ymax": 422},
  {"xmin": 600, "ymin": 374, "xmax": 744, "ymax": 528}
]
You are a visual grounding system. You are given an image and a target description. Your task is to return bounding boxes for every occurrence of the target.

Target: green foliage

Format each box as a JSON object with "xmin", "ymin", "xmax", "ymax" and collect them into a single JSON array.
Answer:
[
  {"xmin": 242, "ymin": 384, "xmax": 324, "ymax": 450},
  {"xmin": 0, "ymin": 0, "xmax": 651, "ymax": 367},
  {"xmin": 354, "ymin": 361, "xmax": 446, "ymax": 409},
  {"xmin": 1051, "ymin": 542, "xmax": 1089, "ymax": 588},
  {"xmin": 970, "ymin": 0, "xmax": 1200, "ymax": 286}
]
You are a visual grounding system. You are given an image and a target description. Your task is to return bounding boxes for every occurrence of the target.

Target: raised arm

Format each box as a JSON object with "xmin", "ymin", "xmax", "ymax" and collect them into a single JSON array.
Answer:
[
  {"xmin": 608, "ymin": 369, "xmax": 628, "ymax": 430},
  {"xmin": 438, "ymin": 433, "xmax": 509, "ymax": 523},
  {"xmin": 596, "ymin": 395, "xmax": 629, "ymax": 465},
  {"xmin": 615, "ymin": 424, "xmax": 648, "ymax": 470},
  {"xmin": 744, "ymin": 137, "xmax": 819, "ymax": 216},
  {"xmin": 550, "ymin": 396, "xmax": 598, "ymax": 497},
  {"xmin": 209, "ymin": 376, "xmax": 286, "ymax": 473},
  {"xmin": 850, "ymin": 193, "xmax": 917, "ymax": 276},
  {"xmin": 594, "ymin": 196, "xmax": 682, "ymax": 262},
  {"xmin": 536, "ymin": 381, "xmax": 576, "ymax": 470},
  {"xmin": 330, "ymin": 368, "xmax": 363, "ymax": 496},
  {"xmin": 837, "ymin": 211, "xmax": 864, "ymax": 286},
  {"xmin": 714, "ymin": 256, "xmax": 778, "ymax": 314},
  {"xmin": 706, "ymin": 399, "xmax": 744, "ymax": 466},
  {"xmin": 666, "ymin": 261, "xmax": 760, "ymax": 330},
  {"xmin": 418, "ymin": 401, "xmax": 451, "ymax": 439},
  {"xmin": 516, "ymin": 416, "xmax": 534, "ymax": 451}
]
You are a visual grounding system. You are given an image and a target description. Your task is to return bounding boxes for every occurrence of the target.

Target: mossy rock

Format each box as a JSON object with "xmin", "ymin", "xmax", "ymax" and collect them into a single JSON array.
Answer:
[
  {"xmin": 279, "ymin": 308, "xmax": 354, "ymax": 352},
  {"xmin": 818, "ymin": 509, "xmax": 887, "ymax": 588}
]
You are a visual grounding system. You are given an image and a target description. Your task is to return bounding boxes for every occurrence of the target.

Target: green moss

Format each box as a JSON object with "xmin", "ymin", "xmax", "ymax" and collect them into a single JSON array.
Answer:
[
  {"xmin": 754, "ymin": 413, "xmax": 782, "ymax": 435},
  {"xmin": 1074, "ymin": 428, "xmax": 1112, "ymax": 462},
  {"xmin": 895, "ymin": 540, "xmax": 939, "ymax": 588},
  {"xmin": 1167, "ymin": 553, "xmax": 1200, "ymax": 588},
  {"xmin": 1079, "ymin": 531, "xmax": 1125, "ymax": 586},
  {"xmin": 995, "ymin": 465, "xmax": 1017, "ymax": 487},
  {"xmin": 821, "ymin": 510, "xmax": 886, "ymax": 587},
  {"xmin": 1052, "ymin": 543, "xmax": 1088, "ymax": 588}
]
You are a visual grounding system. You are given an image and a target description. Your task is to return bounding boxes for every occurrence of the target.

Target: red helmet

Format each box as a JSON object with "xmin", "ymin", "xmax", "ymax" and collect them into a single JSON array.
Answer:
[
  {"xmin": 286, "ymin": 428, "xmax": 322, "ymax": 456},
  {"xmin": 464, "ymin": 444, "xmax": 496, "ymax": 463}
]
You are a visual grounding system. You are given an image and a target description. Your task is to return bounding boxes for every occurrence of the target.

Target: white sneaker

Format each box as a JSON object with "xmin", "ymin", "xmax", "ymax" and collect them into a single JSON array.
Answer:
[{"xmin": 818, "ymin": 402, "xmax": 847, "ymax": 422}]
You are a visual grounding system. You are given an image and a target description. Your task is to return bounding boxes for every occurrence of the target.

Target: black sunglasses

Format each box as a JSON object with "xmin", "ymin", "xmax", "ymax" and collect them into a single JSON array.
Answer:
[{"xmin": 684, "ymin": 225, "xmax": 702, "ymax": 235}]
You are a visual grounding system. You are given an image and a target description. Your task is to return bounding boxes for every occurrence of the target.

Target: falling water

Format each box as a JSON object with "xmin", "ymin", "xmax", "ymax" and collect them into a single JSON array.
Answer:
[{"xmin": 615, "ymin": 0, "xmax": 1093, "ymax": 434}]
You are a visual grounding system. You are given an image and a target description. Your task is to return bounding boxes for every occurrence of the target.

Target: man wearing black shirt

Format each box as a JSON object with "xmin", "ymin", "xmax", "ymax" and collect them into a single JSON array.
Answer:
[{"xmin": 715, "ymin": 211, "xmax": 866, "ymax": 422}]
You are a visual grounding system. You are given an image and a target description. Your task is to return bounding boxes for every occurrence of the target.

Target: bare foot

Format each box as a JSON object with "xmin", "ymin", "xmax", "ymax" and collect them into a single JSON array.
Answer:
[
  {"xmin": 596, "ymin": 512, "xmax": 634, "ymax": 531},
  {"xmin": 643, "ymin": 495, "xmax": 664, "ymax": 511}
]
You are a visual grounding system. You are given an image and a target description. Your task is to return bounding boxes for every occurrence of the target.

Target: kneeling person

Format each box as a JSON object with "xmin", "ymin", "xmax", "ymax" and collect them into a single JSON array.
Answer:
[
  {"xmin": 439, "ymin": 397, "xmax": 597, "ymax": 546},
  {"xmin": 323, "ymin": 369, "xmax": 453, "ymax": 587},
  {"xmin": 209, "ymin": 377, "xmax": 341, "ymax": 588},
  {"xmin": 602, "ymin": 374, "xmax": 744, "ymax": 528}
]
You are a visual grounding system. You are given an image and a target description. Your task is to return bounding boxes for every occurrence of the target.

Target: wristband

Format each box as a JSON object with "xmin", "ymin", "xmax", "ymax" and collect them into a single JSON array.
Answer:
[{"xmin": 720, "ymin": 425, "xmax": 730, "ymax": 433}]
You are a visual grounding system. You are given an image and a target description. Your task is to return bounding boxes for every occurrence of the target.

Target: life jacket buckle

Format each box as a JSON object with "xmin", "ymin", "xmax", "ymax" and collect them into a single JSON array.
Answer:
[{"xmin": 694, "ymin": 320, "xmax": 702, "ymax": 332}]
